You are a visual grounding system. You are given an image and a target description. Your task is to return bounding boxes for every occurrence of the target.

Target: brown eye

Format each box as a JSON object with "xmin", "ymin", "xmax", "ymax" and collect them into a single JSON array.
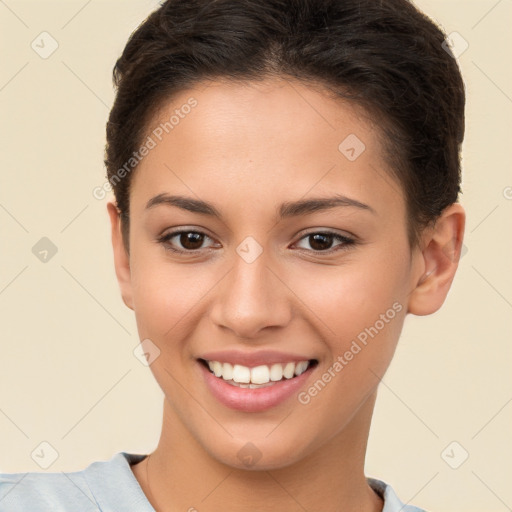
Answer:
[
  {"xmin": 158, "ymin": 230, "xmax": 215, "ymax": 253},
  {"xmin": 176, "ymin": 232, "xmax": 205, "ymax": 250},
  {"xmin": 295, "ymin": 231, "xmax": 355, "ymax": 253},
  {"xmin": 308, "ymin": 233, "xmax": 335, "ymax": 251}
]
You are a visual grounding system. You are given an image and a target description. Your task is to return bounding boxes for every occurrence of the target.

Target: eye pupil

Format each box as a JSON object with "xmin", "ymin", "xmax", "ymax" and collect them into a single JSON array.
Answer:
[
  {"xmin": 180, "ymin": 232, "xmax": 204, "ymax": 250},
  {"xmin": 309, "ymin": 233, "xmax": 333, "ymax": 251},
  {"xmin": 162, "ymin": 230, "xmax": 349, "ymax": 255}
]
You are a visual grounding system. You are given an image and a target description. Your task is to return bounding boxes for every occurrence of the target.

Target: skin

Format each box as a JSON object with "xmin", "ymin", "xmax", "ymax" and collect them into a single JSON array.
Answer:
[{"xmin": 107, "ymin": 77, "xmax": 465, "ymax": 512}]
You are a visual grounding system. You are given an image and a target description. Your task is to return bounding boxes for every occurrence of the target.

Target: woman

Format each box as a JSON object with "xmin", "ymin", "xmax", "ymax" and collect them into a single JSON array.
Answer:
[{"xmin": 0, "ymin": 0, "xmax": 465, "ymax": 510}]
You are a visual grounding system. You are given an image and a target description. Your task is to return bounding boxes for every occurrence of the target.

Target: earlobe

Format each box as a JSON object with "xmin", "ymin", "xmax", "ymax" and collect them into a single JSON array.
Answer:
[
  {"xmin": 106, "ymin": 201, "xmax": 134, "ymax": 311},
  {"xmin": 407, "ymin": 203, "xmax": 466, "ymax": 316}
]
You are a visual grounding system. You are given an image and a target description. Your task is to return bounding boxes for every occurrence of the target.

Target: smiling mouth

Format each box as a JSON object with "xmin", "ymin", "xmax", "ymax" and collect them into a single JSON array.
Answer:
[{"xmin": 199, "ymin": 359, "xmax": 318, "ymax": 389}]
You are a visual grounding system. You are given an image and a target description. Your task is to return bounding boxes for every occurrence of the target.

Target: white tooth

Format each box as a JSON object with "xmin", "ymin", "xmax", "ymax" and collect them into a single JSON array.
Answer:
[
  {"xmin": 249, "ymin": 382, "xmax": 274, "ymax": 389},
  {"xmin": 250, "ymin": 365, "xmax": 270, "ymax": 384},
  {"xmin": 211, "ymin": 361, "xmax": 223, "ymax": 377},
  {"xmin": 232, "ymin": 364, "xmax": 251, "ymax": 383},
  {"xmin": 283, "ymin": 362, "xmax": 295, "ymax": 379},
  {"xmin": 294, "ymin": 360, "xmax": 309, "ymax": 376},
  {"xmin": 207, "ymin": 361, "xmax": 215, "ymax": 372},
  {"xmin": 269, "ymin": 363, "xmax": 283, "ymax": 381},
  {"xmin": 222, "ymin": 362, "xmax": 233, "ymax": 381}
]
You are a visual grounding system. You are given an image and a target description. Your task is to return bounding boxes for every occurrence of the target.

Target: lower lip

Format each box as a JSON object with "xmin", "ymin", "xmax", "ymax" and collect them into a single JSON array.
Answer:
[{"xmin": 198, "ymin": 362, "xmax": 314, "ymax": 413}]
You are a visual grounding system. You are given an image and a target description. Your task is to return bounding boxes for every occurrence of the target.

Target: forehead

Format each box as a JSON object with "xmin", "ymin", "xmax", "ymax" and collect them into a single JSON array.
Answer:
[{"xmin": 130, "ymin": 77, "xmax": 404, "ymax": 222}]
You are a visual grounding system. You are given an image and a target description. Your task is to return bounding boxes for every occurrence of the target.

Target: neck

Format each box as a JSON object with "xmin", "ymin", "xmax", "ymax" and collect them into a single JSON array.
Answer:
[{"xmin": 133, "ymin": 392, "xmax": 383, "ymax": 512}]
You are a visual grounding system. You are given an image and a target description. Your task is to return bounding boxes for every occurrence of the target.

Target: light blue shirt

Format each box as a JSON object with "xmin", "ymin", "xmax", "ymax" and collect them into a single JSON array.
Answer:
[{"xmin": 0, "ymin": 452, "xmax": 427, "ymax": 511}]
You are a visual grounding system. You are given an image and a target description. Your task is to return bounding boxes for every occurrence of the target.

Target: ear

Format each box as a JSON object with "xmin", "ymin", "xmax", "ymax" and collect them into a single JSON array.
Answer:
[
  {"xmin": 107, "ymin": 201, "xmax": 134, "ymax": 310},
  {"xmin": 407, "ymin": 203, "xmax": 466, "ymax": 316}
]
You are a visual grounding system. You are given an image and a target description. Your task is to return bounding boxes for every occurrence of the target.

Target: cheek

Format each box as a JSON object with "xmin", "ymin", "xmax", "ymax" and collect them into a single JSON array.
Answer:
[
  {"xmin": 288, "ymin": 248, "xmax": 410, "ymax": 399},
  {"xmin": 293, "ymin": 255, "xmax": 406, "ymax": 339},
  {"xmin": 290, "ymin": 259, "xmax": 408, "ymax": 436},
  {"xmin": 129, "ymin": 247, "xmax": 204, "ymax": 341}
]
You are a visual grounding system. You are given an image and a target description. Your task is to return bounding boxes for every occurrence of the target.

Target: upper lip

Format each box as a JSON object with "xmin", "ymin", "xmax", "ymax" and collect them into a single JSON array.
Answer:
[{"xmin": 198, "ymin": 350, "xmax": 316, "ymax": 368}]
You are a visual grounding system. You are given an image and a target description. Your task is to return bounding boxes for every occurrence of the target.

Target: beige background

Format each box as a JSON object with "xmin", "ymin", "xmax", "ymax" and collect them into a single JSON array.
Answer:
[{"xmin": 0, "ymin": 1, "xmax": 511, "ymax": 510}]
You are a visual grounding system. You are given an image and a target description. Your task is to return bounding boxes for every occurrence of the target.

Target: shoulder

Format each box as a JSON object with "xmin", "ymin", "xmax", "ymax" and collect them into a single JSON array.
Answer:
[
  {"xmin": 0, "ymin": 452, "xmax": 148, "ymax": 512},
  {"xmin": 0, "ymin": 468, "xmax": 96, "ymax": 512},
  {"xmin": 367, "ymin": 477, "xmax": 429, "ymax": 512}
]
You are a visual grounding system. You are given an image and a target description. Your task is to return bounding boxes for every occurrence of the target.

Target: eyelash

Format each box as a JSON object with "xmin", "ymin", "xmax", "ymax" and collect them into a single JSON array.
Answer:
[{"xmin": 156, "ymin": 229, "xmax": 356, "ymax": 255}]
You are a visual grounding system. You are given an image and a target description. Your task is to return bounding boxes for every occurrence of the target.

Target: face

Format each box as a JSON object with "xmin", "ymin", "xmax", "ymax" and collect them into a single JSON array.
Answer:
[{"xmin": 110, "ymin": 77, "xmax": 428, "ymax": 470}]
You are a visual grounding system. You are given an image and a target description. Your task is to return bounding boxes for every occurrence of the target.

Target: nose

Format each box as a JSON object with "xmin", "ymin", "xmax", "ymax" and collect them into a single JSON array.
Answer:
[{"xmin": 209, "ymin": 252, "xmax": 292, "ymax": 340}]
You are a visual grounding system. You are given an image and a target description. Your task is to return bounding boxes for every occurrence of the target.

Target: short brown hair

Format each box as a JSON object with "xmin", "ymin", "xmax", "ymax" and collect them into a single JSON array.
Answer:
[{"xmin": 105, "ymin": 0, "xmax": 465, "ymax": 251}]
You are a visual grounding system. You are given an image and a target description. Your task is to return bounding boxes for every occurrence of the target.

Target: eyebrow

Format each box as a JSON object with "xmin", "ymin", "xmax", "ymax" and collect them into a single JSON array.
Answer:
[{"xmin": 145, "ymin": 193, "xmax": 376, "ymax": 219}]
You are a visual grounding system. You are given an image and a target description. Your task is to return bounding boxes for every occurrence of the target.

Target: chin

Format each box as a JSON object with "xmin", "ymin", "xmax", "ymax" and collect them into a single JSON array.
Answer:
[{"xmin": 201, "ymin": 433, "xmax": 314, "ymax": 472}]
